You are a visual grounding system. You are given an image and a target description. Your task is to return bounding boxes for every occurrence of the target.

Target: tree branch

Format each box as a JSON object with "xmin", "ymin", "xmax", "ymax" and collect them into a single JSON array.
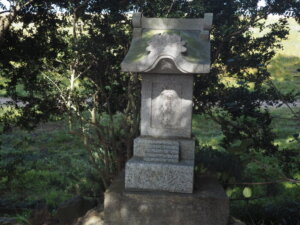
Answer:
[
  {"xmin": 228, "ymin": 178, "xmax": 300, "ymax": 186},
  {"xmin": 0, "ymin": 0, "xmax": 36, "ymax": 44},
  {"xmin": 22, "ymin": 0, "xmax": 36, "ymax": 8},
  {"xmin": 73, "ymin": 0, "xmax": 90, "ymax": 17},
  {"xmin": 74, "ymin": 64, "xmax": 93, "ymax": 81},
  {"xmin": 41, "ymin": 72, "xmax": 68, "ymax": 106},
  {"xmin": 0, "ymin": 10, "xmax": 11, "ymax": 14},
  {"xmin": 267, "ymin": 80, "xmax": 299, "ymax": 118},
  {"xmin": 230, "ymin": 195, "xmax": 268, "ymax": 201},
  {"xmin": 166, "ymin": 0, "xmax": 175, "ymax": 17}
]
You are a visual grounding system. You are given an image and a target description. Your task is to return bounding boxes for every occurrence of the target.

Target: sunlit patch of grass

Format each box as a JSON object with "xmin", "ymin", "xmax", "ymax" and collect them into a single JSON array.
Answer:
[
  {"xmin": 250, "ymin": 16, "xmax": 300, "ymax": 100},
  {"xmin": 192, "ymin": 107, "xmax": 300, "ymax": 151},
  {"xmin": 251, "ymin": 16, "xmax": 300, "ymax": 57},
  {"xmin": 270, "ymin": 107, "xmax": 300, "ymax": 150},
  {"xmin": 219, "ymin": 17, "xmax": 300, "ymax": 95},
  {"xmin": 268, "ymin": 54, "xmax": 300, "ymax": 98},
  {"xmin": 192, "ymin": 114, "xmax": 224, "ymax": 149},
  {"xmin": 275, "ymin": 17, "xmax": 300, "ymax": 57}
]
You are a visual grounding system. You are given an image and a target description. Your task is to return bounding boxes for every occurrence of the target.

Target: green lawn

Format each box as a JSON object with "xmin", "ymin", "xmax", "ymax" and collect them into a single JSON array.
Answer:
[
  {"xmin": 0, "ymin": 121, "xmax": 101, "ymax": 215},
  {"xmin": 0, "ymin": 106, "xmax": 299, "ymax": 224},
  {"xmin": 1, "ymin": 107, "xmax": 299, "ymax": 211},
  {"xmin": 193, "ymin": 107, "xmax": 300, "ymax": 151},
  {"xmin": 193, "ymin": 107, "xmax": 300, "ymax": 224},
  {"xmin": 267, "ymin": 17, "xmax": 300, "ymax": 99},
  {"xmin": 269, "ymin": 55, "xmax": 300, "ymax": 99}
]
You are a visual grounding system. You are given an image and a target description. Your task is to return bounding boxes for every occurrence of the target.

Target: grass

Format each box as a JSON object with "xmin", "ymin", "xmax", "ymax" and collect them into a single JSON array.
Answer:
[
  {"xmin": 266, "ymin": 17, "xmax": 300, "ymax": 99},
  {"xmin": 0, "ymin": 16, "xmax": 299, "ymax": 224},
  {"xmin": 268, "ymin": 55, "xmax": 300, "ymax": 99},
  {"xmin": 193, "ymin": 107, "xmax": 300, "ymax": 151},
  {"xmin": 193, "ymin": 106, "xmax": 300, "ymax": 225},
  {"xmin": 271, "ymin": 107, "xmax": 300, "ymax": 149},
  {"xmin": 0, "ymin": 121, "xmax": 101, "ymax": 215},
  {"xmin": 1, "ymin": 107, "xmax": 298, "ymax": 208},
  {"xmin": 192, "ymin": 114, "xmax": 223, "ymax": 149},
  {"xmin": 0, "ymin": 106, "xmax": 299, "ymax": 225},
  {"xmin": 272, "ymin": 17, "xmax": 300, "ymax": 57}
]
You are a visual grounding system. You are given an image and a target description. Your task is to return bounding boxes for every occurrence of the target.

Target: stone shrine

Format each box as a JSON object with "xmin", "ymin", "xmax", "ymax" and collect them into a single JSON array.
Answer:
[
  {"xmin": 122, "ymin": 12, "xmax": 213, "ymax": 194},
  {"xmin": 103, "ymin": 13, "xmax": 230, "ymax": 225}
]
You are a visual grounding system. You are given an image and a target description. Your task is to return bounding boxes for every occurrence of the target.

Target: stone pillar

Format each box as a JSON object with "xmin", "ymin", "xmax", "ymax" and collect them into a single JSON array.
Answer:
[{"xmin": 125, "ymin": 74, "xmax": 195, "ymax": 193}]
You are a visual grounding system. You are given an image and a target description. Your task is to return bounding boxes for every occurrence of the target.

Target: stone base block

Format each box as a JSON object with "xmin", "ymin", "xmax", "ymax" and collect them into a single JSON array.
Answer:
[
  {"xmin": 104, "ymin": 173, "xmax": 230, "ymax": 225},
  {"xmin": 125, "ymin": 157, "xmax": 194, "ymax": 193}
]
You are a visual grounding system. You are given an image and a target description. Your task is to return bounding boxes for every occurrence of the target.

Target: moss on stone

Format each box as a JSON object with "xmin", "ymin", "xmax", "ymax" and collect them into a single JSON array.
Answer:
[{"xmin": 123, "ymin": 29, "xmax": 210, "ymax": 65}]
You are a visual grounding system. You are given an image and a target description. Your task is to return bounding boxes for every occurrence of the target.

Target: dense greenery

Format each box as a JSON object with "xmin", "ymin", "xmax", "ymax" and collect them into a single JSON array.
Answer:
[
  {"xmin": 0, "ymin": 122, "xmax": 102, "ymax": 210},
  {"xmin": 0, "ymin": 108, "xmax": 299, "ymax": 224},
  {"xmin": 1, "ymin": 0, "xmax": 300, "ymax": 224}
]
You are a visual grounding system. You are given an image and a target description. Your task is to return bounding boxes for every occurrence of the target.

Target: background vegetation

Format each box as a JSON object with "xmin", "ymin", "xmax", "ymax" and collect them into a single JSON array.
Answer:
[{"xmin": 1, "ymin": 0, "xmax": 300, "ymax": 224}]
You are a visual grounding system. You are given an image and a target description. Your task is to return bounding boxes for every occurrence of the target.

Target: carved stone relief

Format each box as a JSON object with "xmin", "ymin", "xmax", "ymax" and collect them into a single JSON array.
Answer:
[{"xmin": 151, "ymin": 82, "xmax": 182, "ymax": 129}]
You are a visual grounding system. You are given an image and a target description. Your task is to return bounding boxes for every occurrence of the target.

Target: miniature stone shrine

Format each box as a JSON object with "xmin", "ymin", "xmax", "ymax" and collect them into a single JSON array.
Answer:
[
  {"xmin": 103, "ymin": 13, "xmax": 230, "ymax": 225},
  {"xmin": 121, "ymin": 12, "xmax": 213, "ymax": 194}
]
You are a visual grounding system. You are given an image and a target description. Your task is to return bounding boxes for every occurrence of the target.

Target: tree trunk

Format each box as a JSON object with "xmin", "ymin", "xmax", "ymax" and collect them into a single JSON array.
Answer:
[{"xmin": 0, "ymin": 9, "xmax": 17, "ymax": 44}]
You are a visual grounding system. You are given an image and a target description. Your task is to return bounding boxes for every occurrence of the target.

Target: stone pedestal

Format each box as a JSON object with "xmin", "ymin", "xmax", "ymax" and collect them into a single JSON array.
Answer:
[
  {"xmin": 125, "ymin": 157, "xmax": 194, "ymax": 193},
  {"xmin": 104, "ymin": 173, "xmax": 230, "ymax": 225},
  {"xmin": 125, "ymin": 136, "xmax": 195, "ymax": 193}
]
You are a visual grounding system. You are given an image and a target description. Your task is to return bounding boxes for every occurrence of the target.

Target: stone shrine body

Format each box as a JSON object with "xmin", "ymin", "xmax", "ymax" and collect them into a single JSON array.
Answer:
[
  {"xmin": 103, "ymin": 13, "xmax": 230, "ymax": 225},
  {"xmin": 121, "ymin": 13, "xmax": 213, "ymax": 194}
]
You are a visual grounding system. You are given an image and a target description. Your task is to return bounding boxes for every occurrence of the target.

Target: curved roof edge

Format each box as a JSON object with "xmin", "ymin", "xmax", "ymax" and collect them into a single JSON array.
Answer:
[
  {"xmin": 121, "ymin": 57, "xmax": 211, "ymax": 74},
  {"xmin": 121, "ymin": 13, "xmax": 213, "ymax": 74}
]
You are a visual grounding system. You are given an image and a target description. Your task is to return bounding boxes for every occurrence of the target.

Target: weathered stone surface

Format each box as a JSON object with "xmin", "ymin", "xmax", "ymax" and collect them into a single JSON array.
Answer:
[
  {"xmin": 147, "ymin": 58, "xmax": 183, "ymax": 74},
  {"xmin": 134, "ymin": 136, "xmax": 195, "ymax": 160},
  {"xmin": 121, "ymin": 13, "xmax": 213, "ymax": 74},
  {"xmin": 104, "ymin": 173, "xmax": 230, "ymax": 225},
  {"xmin": 121, "ymin": 12, "xmax": 212, "ymax": 194},
  {"xmin": 142, "ymin": 139, "xmax": 180, "ymax": 163},
  {"xmin": 72, "ymin": 206, "xmax": 104, "ymax": 225},
  {"xmin": 125, "ymin": 157, "xmax": 194, "ymax": 193},
  {"xmin": 228, "ymin": 216, "xmax": 246, "ymax": 225},
  {"xmin": 140, "ymin": 74, "xmax": 193, "ymax": 138}
]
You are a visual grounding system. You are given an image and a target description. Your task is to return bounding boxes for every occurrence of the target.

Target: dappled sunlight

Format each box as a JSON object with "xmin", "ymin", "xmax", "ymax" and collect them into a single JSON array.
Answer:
[
  {"xmin": 249, "ymin": 17, "xmax": 300, "ymax": 101},
  {"xmin": 275, "ymin": 18, "xmax": 300, "ymax": 57},
  {"xmin": 268, "ymin": 54, "xmax": 300, "ymax": 98},
  {"xmin": 193, "ymin": 107, "xmax": 300, "ymax": 151},
  {"xmin": 270, "ymin": 107, "xmax": 300, "ymax": 150},
  {"xmin": 283, "ymin": 181, "xmax": 300, "ymax": 189},
  {"xmin": 192, "ymin": 114, "xmax": 224, "ymax": 150}
]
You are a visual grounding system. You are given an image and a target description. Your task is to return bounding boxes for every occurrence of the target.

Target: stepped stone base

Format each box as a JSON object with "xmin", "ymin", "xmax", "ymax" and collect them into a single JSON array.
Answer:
[
  {"xmin": 104, "ymin": 173, "xmax": 230, "ymax": 225},
  {"xmin": 125, "ymin": 157, "xmax": 194, "ymax": 193}
]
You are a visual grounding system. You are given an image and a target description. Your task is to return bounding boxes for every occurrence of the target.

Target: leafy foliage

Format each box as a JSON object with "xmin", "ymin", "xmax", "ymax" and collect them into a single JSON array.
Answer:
[
  {"xmin": 232, "ymin": 200, "xmax": 300, "ymax": 225},
  {"xmin": 0, "ymin": 123, "xmax": 101, "ymax": 212},
  {"xmin": 0, "ymin": 2, "xmax": 300, "ymax": 223}
]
